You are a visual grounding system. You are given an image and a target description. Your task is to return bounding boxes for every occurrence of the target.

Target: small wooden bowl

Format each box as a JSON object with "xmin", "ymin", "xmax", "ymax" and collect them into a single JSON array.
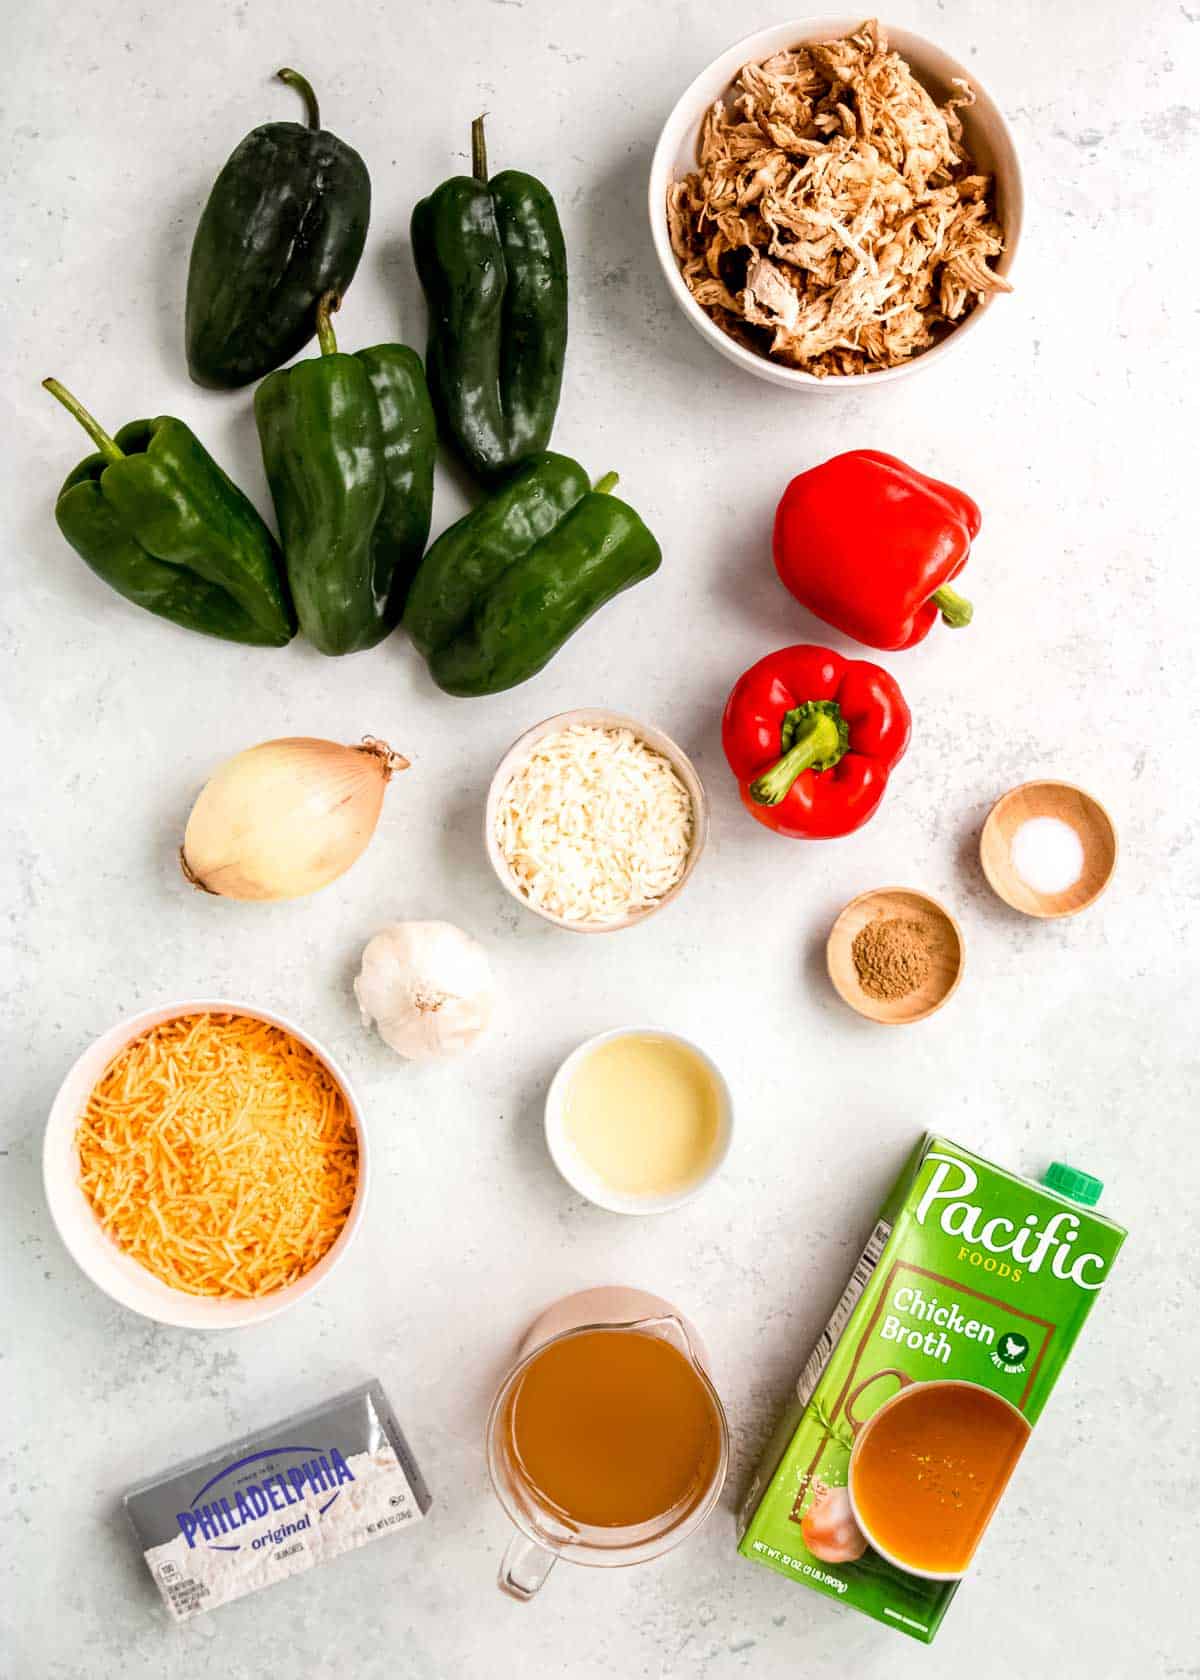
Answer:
[
  {"xmin": 827, "ymin": 888, "xmax": 964, "ymax": 1025},
  {"xmin": 980, "ymin": 781, "xmax": 1117, "ymax": 918}
]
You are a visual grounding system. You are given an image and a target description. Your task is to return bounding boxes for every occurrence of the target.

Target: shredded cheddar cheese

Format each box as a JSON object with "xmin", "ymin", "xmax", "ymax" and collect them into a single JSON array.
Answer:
[{"xmin": 76, "ymin": 1012, "xmax": 358, "ymax": 1299}]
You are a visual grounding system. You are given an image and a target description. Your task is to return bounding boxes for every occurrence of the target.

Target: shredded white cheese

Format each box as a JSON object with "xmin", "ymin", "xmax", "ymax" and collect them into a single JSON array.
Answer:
[{"xmin": 496, "ymin": 725, "xmax": 695, "ymax": 925}]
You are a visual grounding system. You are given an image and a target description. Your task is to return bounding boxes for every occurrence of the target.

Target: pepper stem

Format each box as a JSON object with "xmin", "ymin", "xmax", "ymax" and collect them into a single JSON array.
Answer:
[
  {"xmin": 592, "ymin": 472, "xmax": 620, "ymax": 495},
  {"xmin": 749, "ymin": 701, "xmax": 849, "ymax": 806},
  {"xmin": 471, "ymin": 115, "xmax": 488, "ymax": 182},
  {"xmin": 42, "ymin": 378, "xmax": 124, "ymax": 463},
  {"xmin": 277, "ymin": 67, "xmax": 320, "ymax": 130},
  {"xmin": 316, "ymin": 292, "xmax": 340, "ymax": 356},
  {"xmin": 932, "ymin": 583, "xmax": 973, "ymax": 628}
]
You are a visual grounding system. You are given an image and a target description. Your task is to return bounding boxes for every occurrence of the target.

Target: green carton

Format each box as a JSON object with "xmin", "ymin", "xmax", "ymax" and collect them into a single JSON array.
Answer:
[{"xmin": 737, "ymin": 1135, "xmax": 1125, "ymax": 1643}]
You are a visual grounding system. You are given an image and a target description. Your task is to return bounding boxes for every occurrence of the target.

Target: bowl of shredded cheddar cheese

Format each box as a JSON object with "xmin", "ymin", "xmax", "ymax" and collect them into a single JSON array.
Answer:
[{"xmin": 43, "ymin": 1000, "xmax": 368, "ymax": 1329}]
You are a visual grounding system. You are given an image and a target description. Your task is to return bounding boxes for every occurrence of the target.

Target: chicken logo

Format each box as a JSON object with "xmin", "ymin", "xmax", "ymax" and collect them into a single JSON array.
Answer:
[{"xmin": 990, "ymin": 1329, "xmax": 1031, "ymax": 1374}]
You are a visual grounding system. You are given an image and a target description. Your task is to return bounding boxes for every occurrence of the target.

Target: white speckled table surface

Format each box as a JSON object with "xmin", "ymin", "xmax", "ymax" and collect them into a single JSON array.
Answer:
[{"xmin": 3, "ymin": 1, "xmax": 1197, "ymax": 1674}]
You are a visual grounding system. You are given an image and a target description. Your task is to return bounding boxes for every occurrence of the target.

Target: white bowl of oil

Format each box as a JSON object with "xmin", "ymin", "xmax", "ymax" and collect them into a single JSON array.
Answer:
[{"xmin": 544, "ymin": 1028, "xmax": 733, "ymax": 1215}]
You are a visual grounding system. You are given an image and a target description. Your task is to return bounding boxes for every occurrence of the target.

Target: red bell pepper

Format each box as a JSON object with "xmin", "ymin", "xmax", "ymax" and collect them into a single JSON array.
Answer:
[
  {"xmin": 722, "ymin": 644, "xmax": 910, "ymax": 839},
  {"xmin": 774, "ymin": 450, "xmax": 979, "ymax": 651}
]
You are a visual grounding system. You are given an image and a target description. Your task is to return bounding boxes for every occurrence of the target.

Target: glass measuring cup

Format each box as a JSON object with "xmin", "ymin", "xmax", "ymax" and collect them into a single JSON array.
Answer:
[{"xmin": 486, "ymin": 1287, "xmax": 729, "ymax": 1599}]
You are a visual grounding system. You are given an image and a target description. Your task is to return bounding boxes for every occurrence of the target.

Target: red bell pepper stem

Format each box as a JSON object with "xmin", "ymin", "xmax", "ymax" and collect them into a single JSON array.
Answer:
[
  {"xmin": 277, "ymin": 68, "xmax": 321, "ymax": 131},
  {"xmin": 932, "ymin": 584, "xmax": 973, "ymax": 628},
  {"xmin": 750, "ymin": 706, "xmax": 845, "ymax": 805},
  {"xmin": 316, "ymin": 292, "xmax": 340, "ymax": 356},
  {"xmin": 42, "ymin": 378, "xmax": 124, "ymax": 463}
]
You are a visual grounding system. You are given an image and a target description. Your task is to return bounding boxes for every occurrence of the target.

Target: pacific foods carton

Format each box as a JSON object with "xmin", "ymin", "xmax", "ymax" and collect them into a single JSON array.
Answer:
[{"xmin": 737, "ymin": 1136, "xmax": 1125, "ymax": 1643}]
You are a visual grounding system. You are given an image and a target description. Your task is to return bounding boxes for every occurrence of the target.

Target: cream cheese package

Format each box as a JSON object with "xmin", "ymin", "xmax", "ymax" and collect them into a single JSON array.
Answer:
[{"xmin": 125, "ymin": 1380, "xmax": 431, "ymax": 1622}]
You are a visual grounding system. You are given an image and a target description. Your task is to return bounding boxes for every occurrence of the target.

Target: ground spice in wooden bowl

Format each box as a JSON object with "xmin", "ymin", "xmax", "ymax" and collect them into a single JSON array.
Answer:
[
  {"xmin": 827, "ymin": 887, "xmax": 963, "ymax": 1023},
  {"xmin": 851, "ymin": 916, "xmax": 933, "ymax": 1001}
]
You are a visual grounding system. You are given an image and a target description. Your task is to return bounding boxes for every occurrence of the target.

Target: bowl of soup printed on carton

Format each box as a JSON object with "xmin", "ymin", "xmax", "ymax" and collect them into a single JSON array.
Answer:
[{"xmin": 736, "ymin": 1135, "xmax": 1125, "ymax": 1642}]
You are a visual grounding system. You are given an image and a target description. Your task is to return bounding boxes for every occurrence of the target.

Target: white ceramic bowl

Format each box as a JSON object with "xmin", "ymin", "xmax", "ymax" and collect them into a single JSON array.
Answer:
[
  {"xmin": 43, "ymin": 998, "xmax": 369, "ymax": 1330},
  {"xmin": 484, "ymin": 708, "xmax": 708, "ymax": 933},
  {"xmin": 544, "ymin": 1028, "xmax": 734, "ymax": 1215},
  {"xmin": 648, "ymin": 17, "xmax": 1023, "ymax": 389}
]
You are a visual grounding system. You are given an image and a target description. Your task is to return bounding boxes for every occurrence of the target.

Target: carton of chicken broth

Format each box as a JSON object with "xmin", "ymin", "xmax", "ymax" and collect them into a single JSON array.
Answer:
[{"xmin": 737, "ymin": 1135, "xmax": 1125, "ymax": 1643}]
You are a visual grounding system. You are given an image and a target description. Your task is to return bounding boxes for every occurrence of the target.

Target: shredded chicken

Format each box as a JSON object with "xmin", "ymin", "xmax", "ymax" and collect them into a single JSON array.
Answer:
[{"xmin": 667, "ymin": 20, "xmax": 1012, "ymax": 376}]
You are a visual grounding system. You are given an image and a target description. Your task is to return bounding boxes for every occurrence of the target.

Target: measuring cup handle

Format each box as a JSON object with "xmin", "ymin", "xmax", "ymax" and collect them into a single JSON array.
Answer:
[
  {"xmin": 498, "ymin": 1533, "xmax": 557, "ymax": 1601},
  {"xmin": 844, "ymin": 1368, "xmax": 913, "ymax": 1437}
]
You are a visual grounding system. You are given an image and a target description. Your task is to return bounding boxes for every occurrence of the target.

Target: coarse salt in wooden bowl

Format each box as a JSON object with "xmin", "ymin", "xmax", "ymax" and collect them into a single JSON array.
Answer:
[
  {"xmin": 980, "ymin": 781, "xmax": 1117, "ymax": 918},
  {"xmin": 827, "ymin": 887, "xmax": 964, "ymax": 1024}
]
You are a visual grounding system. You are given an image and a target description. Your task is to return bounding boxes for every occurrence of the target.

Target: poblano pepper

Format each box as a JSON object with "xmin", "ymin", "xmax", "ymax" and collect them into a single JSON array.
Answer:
[
  {"xmin": 43, "ymin": 378, "xmax": 295, "ymax": 647},
  {"xmin": 254, "ymin": 294, "xmax": 437, "ymax": 656},
  {"xmin": 186, "ymin": 69, "xmax": 371, "ymax": 390},
  {"xmin": 412, "ymin": 117, "xmax": 567, "ymax": 483},
  {"xmin": 403, "ymin": 452, "xmax": 660, "ymax": 696}
]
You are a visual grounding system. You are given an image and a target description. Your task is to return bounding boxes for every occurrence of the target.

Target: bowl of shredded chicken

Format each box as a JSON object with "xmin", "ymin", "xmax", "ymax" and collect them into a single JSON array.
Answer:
[{"xmin": 650, "ymin": 18, "xmax": 1020, "ymax": 384}]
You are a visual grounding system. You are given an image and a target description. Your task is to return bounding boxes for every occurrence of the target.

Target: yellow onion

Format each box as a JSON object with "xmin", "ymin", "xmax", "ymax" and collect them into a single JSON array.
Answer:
[{"xmin": 181, "ymin": 736, "xmax": 409, "ymax": 901}]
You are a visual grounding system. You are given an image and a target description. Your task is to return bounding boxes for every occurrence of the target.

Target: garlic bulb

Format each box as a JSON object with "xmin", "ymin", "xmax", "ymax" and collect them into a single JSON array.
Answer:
[
  {"xmin": 181, "ymin": 736, "xmax": 408, "ymax": 901},
  {"xmin": 355, "ymin": 922, "xmax": 495, "ymax": 1061}
]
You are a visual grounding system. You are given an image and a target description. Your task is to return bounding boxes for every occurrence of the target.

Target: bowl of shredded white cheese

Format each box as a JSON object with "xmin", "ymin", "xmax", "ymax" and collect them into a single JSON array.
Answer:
[{"xmin": 486, "ymin": 710, "xmax": 707, "ymax": 932}]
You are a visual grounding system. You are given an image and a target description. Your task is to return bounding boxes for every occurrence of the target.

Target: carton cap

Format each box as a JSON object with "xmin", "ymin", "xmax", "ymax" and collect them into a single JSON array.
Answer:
[{"xmin": 1043, "ymin": 1161, "xmax": 1103, "ymax": 1206}]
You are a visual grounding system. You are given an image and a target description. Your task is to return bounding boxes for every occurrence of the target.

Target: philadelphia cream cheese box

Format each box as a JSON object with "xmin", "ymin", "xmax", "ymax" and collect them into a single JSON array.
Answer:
[{"xmin": 124, "ymin": 1379, "xmax": 431, "ymax": 1621}]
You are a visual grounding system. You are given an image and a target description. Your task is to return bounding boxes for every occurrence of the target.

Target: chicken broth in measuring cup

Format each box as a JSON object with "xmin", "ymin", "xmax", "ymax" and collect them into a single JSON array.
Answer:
[
  {"xmin": 505, "ymin": 1327, "xmax": 722, "ymax": 1528},
  {"xmin": 487, "ymin": 1296, "xmax": 729, "ymax": 1600}
]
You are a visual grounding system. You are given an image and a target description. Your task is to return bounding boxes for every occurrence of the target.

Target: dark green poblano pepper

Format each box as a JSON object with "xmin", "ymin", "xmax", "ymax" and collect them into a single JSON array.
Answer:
[
  {"xmin": 403, "ymin": 452, "xmax": 661, "ymax": 696},
  {"xmin": 254, "ymin": 293, "xmax": 437, "ymax": 656},
  {"xmin": 412, "ymin": 117, "xmax": 567, "ymax": 484},
  {"xmin": 186, "ymin": 69, "xmax": 371, "ymax": 389},
  {"xmin": 43, "ymin": 378, "xmax": 295, "ymax": 647}
]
